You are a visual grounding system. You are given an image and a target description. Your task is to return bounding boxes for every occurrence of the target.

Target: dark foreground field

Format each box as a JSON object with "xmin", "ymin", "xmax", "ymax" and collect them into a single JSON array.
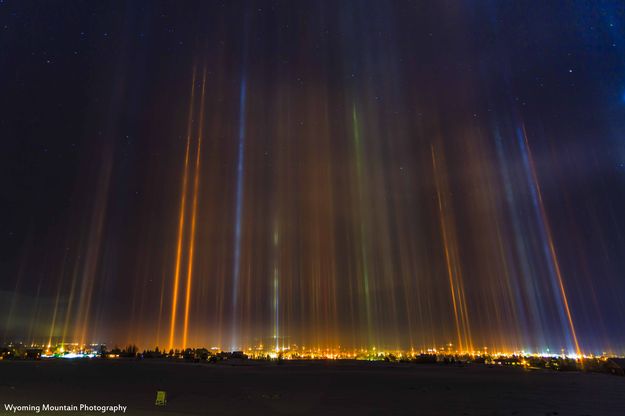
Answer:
[{"xmin": 1, "ymin": 359, "xmax": 624, "ymax": 415}]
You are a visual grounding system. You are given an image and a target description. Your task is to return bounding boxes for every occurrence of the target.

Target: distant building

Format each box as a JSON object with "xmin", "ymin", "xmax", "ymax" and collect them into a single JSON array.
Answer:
[
  {"xmin": 25, "ymin": 348, "xmax": 42, "ymax": 360},
  {"xmin": 546, "ymin": 358, "xmax": 578, "ymax": 371},
  {"xmin": 605, "ymin": 358, "xmax": 625, "ymax": 376},
  {"xmin": 215, "ymin": 350, "xmax": 248, "ymax": 360},
  {"xmin": 0, "ymin": 347, "xmax": 11, "ymax": 359},
  {"xmin": 231, "ymin": 351, "xmax": 248, "ymax": 360}
]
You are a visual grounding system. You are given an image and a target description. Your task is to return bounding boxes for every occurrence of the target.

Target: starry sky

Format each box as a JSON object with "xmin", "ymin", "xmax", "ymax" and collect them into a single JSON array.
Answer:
[{"xmin": 1, "ymin": 0, "xmax": 625, "ymax": 354}]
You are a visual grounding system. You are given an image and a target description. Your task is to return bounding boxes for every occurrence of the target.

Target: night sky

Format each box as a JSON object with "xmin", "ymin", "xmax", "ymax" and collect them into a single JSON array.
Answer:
[{"xmin": 2, "ymin": 1, "xmax": 625, "ymax": 354}]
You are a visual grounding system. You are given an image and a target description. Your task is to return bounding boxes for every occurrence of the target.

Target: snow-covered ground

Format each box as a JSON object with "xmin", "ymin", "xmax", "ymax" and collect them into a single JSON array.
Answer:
[{"xmin": 1, "ymin": 359, "xmax": 624, "ymax": 415}]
